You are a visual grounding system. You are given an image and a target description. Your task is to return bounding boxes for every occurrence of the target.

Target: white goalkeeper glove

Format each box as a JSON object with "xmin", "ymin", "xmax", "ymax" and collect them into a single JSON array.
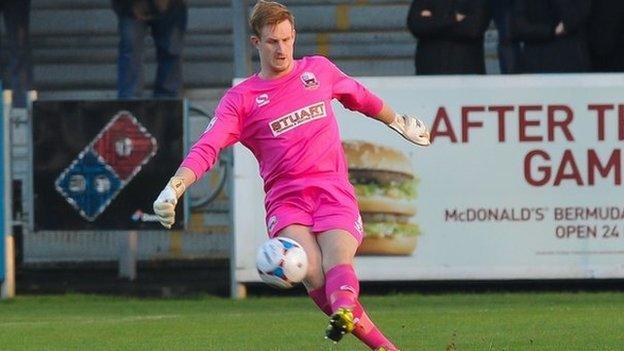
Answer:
[
  {"xmin": 153, "ymin": 176, "xmax": 186, "ymax": 229},
  {"xmin": 388, "ymin": 113, "xmax": 431, "ymax": 146}
]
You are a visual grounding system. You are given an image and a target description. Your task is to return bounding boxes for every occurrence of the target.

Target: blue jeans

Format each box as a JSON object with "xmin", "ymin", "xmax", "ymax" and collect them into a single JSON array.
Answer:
[
  {"xmin": 116, "ymin": 6, "xmax": 187, "ymax": 99},
  {"xmin": 491, "ymin": 0, "xmax": 522, "ymax": 74},
  {"xmin": 1, "ymin": 0, "xmax": 32, "ymax": 108}
]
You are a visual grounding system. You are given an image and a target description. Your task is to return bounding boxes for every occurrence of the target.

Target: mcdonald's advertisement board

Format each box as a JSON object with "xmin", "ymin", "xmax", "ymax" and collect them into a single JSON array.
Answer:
[{"xmin": 233, "ymin": 74, "xmax": 624, "ymax": 283}]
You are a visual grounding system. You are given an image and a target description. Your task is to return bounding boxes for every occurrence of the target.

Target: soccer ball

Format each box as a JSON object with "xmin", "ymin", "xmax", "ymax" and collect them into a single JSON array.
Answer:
[{"xmin": 256, "ymin": 237, "xmax": 308, "ymax": 289}]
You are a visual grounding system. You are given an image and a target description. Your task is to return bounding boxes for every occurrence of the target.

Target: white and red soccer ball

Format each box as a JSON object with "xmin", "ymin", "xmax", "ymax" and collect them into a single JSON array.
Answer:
[{"xmin": 256, "ymin": 237, "xmax": 308, "ymax": 289}]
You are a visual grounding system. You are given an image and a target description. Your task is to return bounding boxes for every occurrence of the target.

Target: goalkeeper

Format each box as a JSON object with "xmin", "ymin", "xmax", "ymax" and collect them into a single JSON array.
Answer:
[{"xmin": 153, "ymin": 1, "xmax": 429, "ymax": 350}]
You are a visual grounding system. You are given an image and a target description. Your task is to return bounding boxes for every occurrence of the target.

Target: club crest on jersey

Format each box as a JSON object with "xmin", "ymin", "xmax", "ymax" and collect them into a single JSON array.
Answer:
[
  {"xmin": 269, "ymin": 102, "xmax": 327, "ymax": 136},
  {"xmin": 300, "ymin": 71, "xmax": 319, "ymax": 90},
  {"xmin": 256, "ymin": 93, "xmax": 270, "ymax": 107}
]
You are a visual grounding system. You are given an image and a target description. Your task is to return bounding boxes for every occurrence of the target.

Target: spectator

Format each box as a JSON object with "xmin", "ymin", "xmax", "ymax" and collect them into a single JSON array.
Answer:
[
  {"xmin": 1, "ymin": 0, "xmax": 32, "ymax": 108},
  {"xmin": 112, "ymin": 0, "xmax": 188, "ymax": 99},
  {"xmin": 588, "ymin": 0, "xmax": 624, "ymax": 72},
  {"xmin": 489, "ymin": 0, "xmax": 522, "ymax": 73},
  {"xmin": 407, "ymin": 0, "xmax": 491, "ymax": 75},
  {"xmin": 511, "ymin": 0, "xmax": 591, "ymax": 73}
]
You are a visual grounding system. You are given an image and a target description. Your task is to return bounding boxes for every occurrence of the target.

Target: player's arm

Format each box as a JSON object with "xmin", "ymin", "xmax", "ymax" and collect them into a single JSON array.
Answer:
[
  {"xmin": 328, "ymin": 57, "xmax": 430, "ymax": 147},
  {"xmin": 153, "ymin": 92, "xmax": 243, "ymax": 229}
]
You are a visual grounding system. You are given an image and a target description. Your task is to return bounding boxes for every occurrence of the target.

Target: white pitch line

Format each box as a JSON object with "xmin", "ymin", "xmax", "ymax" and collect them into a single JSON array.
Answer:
[{"xmin": 0, "ymin": 315, "xmax": 180, "ymax": 327}]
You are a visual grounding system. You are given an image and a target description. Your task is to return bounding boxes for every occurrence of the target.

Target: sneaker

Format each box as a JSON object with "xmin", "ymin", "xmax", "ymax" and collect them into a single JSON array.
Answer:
[{"xmin": 325, "ymin": 308, "xmax": 355, "ymax": 343}]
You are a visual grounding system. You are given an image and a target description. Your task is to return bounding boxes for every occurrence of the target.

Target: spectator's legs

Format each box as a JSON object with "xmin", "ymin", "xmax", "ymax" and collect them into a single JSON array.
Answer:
[
  {"xmin": 3, "ymin": 0, "xmax": 32, "ymax": 108},
  {"xmin": 497, "ymin": 40, "xmax": 522, "ymax": 74},
  {"xmin": 150, "ymin": 5, "xmax": 187, "ymax": 98},
  {"xmin": 117, "ymin": 15, "xmax": 147, "ymax": 99},
  {"xmin": 491, "ymin": 0, "xmax": 522, "ymax": 74}
]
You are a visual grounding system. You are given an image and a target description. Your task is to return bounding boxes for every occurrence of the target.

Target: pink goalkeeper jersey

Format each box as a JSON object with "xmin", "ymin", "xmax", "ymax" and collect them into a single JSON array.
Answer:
[{"xmin": 181, "ymin": 55, "xmax": 383, "ymax": 208}]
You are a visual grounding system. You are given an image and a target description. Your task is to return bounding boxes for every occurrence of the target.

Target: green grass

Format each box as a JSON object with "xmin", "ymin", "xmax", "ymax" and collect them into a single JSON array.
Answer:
[{"xmin": 1, "ymin": 292, "xmax": 623, "ymax": 350}]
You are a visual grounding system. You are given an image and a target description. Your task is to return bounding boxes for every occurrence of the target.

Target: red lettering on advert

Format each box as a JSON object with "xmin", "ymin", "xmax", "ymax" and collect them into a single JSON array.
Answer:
[
  {"xmin": 461, "ymin": 106, "xmax": 485, "ymax": 143},
  {"xmin": 525, "ymin": 150, "xmax": 551, "ymax": 186},
  {"xmin": 488, "ymin": 105, "xmax": 514, "ymax": 142},
  {"xmin": 554, "ymin": 150, "xmax": 583, "ymax": 185},
  {"xmin": 431, "ymin": 104, "xmax": 580, "ymax": 144},
  {"xmin": 547, "ymin": 105, "xmax": 574, "ymax": 141},
  {"xmin": 588, "ymin": 149, "xmax": 621, "ymax": 185},
  {"xmin": 519, "ymin": 105, "xmax": 543, "ymax": 142},
  {"xmin": 430, "ymin": 107, "xmax": 458, "ymax": 143},
  {"xmin": 588, "ymin": 104, "xmax": 613, "ymax": 141},
  {"xmin": 524, "ymin": 149, "xmax": 622, "ymax": 186},
  {"xmin": 620, "ymin": 104, "xmax": 624, "ymax": 140},
  {"xmin": 588, "ymin": 104, "xmax": 624, "ymax": 141}
]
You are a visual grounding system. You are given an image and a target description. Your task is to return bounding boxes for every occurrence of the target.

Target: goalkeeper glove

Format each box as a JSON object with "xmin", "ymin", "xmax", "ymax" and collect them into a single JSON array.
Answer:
[
  {"xmin": 388, "ymin": 113, "xmax": 431, "ymax": 146},
  {"xmin": 153, "ymin": 176, "xmax": 186, "ymax": 229}
]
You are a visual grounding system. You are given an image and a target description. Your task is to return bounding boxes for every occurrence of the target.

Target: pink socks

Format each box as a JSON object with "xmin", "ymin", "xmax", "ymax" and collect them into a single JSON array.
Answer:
[
  {"xmin": 308, "ymin": 286, "xmax": 332, "ymax": 315},
  {"xmin": 351, "ymin": 304, "xmax": 398, "ymax": 350},
  {"xmin": 325, "ymin": 264, "xmax": 360, "ymax": 313},
  {"xmin": 307, "ymin": 264, "xmax": 398, "ymax": 350}
]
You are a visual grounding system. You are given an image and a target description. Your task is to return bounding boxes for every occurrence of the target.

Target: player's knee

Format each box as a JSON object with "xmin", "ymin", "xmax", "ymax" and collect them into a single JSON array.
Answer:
[
  {"xmin": 302, "ymin": 260, "xmax": 325, "ymax": 289},
  {"xmin": 304, "ymin": 252, "xmax": 324, "ymax": 289},
  {"xmin": 303, "ymin": 270, "xmax": 325, "ymax": 290},
  {"xmin": 321, "ymin": 253, "xmax": 353, "ymax": 272}
]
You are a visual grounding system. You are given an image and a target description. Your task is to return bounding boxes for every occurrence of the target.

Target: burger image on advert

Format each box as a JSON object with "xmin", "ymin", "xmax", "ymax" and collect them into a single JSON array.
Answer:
[{"xmin": 343, "ymin": 140, "xmax": 421, "ymax": 256}]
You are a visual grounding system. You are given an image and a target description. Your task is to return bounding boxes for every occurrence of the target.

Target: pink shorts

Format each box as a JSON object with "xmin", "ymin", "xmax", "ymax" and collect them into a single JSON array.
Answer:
[{"xmin": 265, "ymin": 182, "xmax": 363, "ymax": 244}]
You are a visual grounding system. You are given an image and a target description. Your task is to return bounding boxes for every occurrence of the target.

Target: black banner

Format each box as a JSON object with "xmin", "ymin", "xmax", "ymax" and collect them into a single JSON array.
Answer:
[{"xmin": 33, "ymin": 100, "xmax": 185, "ymax": 230}]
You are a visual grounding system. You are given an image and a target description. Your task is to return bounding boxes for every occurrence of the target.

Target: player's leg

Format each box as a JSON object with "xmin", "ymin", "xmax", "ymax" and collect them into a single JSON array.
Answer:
[
  {"xmin": 274, "ymin": 224, "xmax": 331, "ymax": 314},
  {"xmin": 317, "ymin": 230, "xmax": 359, "ymax": 341},
  {"xmin": 317, "ymin": 230, "xmax": 359, "ymax": 311},
  {"xmin": 311, "ymin": 183, "xmax": 399, "ymax": 350},
  {"xmin": 317, "ymin": 230, "xmax": 399, "ymax": 350},
  {"xmin": 276, "ymin": 224, "xmax": 324, "ymax": 292},
  {"xmin": 266, "ymin": 195, "xmax": 325, "ymax": 294}
]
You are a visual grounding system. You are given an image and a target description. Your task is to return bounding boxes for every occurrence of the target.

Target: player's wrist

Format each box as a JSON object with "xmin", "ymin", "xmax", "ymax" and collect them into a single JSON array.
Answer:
[
  {"xmin": 388, "ymin": 113, "xmax": 406, "ymax": 131},
  {"xmin": 167, "ymin": 176, "xmax": 186, "ymax": 199}
]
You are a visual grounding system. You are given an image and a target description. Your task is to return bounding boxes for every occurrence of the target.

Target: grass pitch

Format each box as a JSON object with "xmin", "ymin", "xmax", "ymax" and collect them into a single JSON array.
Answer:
[{"xmin": 1, "ymin": 292, "xmax": 623, "ymax": 350}]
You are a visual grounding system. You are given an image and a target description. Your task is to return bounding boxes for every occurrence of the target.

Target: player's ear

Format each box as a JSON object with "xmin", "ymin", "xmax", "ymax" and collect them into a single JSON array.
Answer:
[
  {"xmin": 250, "ymin": 35, "xmax": 260, "ymax": 48},
  {"xmin": 292, "ymin": 29, "xmax": 296, "ymax": 43}
]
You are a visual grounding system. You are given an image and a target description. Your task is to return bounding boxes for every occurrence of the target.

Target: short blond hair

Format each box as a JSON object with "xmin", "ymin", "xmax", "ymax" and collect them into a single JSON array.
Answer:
[{"xmin": 249, "ymin": 1, "xmax": 295, "ymax": 37}]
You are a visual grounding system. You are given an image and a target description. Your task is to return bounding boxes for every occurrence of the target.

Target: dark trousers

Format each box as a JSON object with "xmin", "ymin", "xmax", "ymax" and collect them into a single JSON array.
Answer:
[
  {"xmin": 116, "ymin": 6, "xmax": 187, "ymax": 99},
  {"xmin": 1, "ymin": 0, "xmax": 32, "ymax": 108},
  {"xmin": 491, "ymin": 0, "xmax": 522, "ymax": 74}
]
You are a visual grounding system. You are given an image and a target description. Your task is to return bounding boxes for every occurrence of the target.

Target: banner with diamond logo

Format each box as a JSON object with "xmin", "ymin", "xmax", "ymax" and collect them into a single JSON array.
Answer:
[
  {"xmin": 55, "ymin": 111, "xmax": 157, "ymax": 221},
  {"xmin": 34, "ymin": 100, "xmax": 185, "ymax": 230}
]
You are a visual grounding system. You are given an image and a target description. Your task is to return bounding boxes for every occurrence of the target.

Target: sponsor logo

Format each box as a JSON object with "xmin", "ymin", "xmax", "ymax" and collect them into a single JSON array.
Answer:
[
  {"xmin": 204, "ymin": 117, "xmax": 217, "ymax": 133},
  {"xmin": 131, "ymin": 210, "xmax": 160, "ymax": 222},
  {"xmin": 267, "ymin": 215, "xmax": 278, "ymax": 232},
  {"xmin": 300, "ymin": 71, "xmax": 319, "ymax": 89},
  {"xmin": 256, "ymin": 93, "xmax": 270, "ymax": 107},
  {"xmin": 269, "ymin": 102, "xmax": 326, "ymax": 136},
  {"xmin": 340, "ymin": 285, "xmax": 357, "ymax": 294},
  {"xmin": 354, "ymin": 214, "xmax": 363, "ymax": 234}
]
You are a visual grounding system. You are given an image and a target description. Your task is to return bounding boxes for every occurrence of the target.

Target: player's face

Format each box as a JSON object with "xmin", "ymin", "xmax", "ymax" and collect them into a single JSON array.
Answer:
[{"xmin": 252, "ymin": 20, "xmax": 296, "ymax": 78}]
